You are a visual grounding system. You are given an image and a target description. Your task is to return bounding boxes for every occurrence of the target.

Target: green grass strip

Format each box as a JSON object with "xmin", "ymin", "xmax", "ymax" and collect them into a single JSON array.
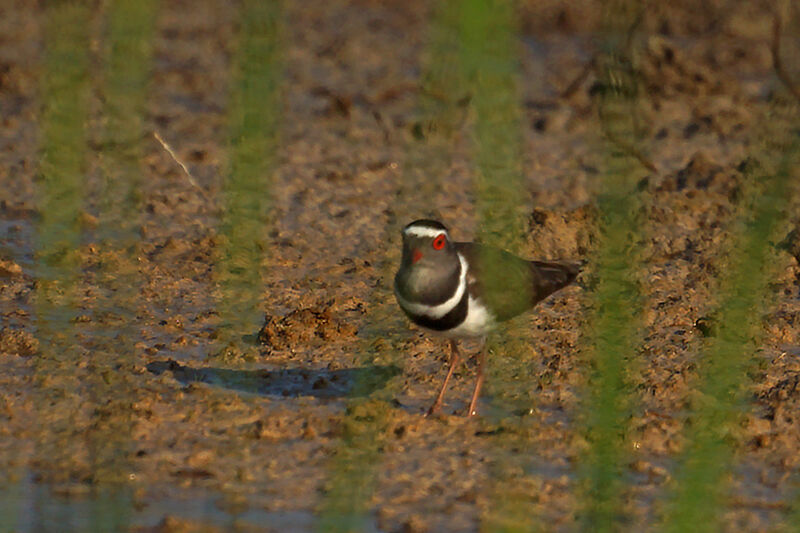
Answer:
[
  {"xmin": 578, "ymin": 2, "xmax": 647, "ymax": 527},
  {"xmin": 459, "ymin": 0, "xmax": 531, "ymax": 409},
  {"xmin": 406, "ymin": 0, "xmax": 466, "ymax": 211},
  {"xmin": 579, "ymin": 156, "xmax": 643, "ymax": 530},
  {"xmin": 415, "ymin": 0, "xmax": 467, "ymax": 152},
  {"xmin": 662, "ymin": 114, "xmax": 799, "ymax": 532},
  {"xmin": 97, "ymin": 0, "xmax": 157, "ymax": 244},
  {"xmin": 458, "ymin": 1, "xmax": 547, "ymax": 531},
  {"xmin": 316, "ymin": 4, "xmax": 466, "ymax": 531},
  {"xmin": 34, "ymin": 1, "xmax": 91, "ymax": 424},
  {"xmin": 216, "ymin": 0, "xmax": 283, "ymax": 360},
  {"xmin": 81, "ymin": 0, "xmax": 158, "ymax": 528},
  {"xmin": 33, "ymin": 0, "xmax": 92, "ymax": 528},
  {"xmin": 317, "ymin": 396, "xmax": 394, "ymax": 533},
  {"xmin": 36, "ymin": 1, "xmax": 91, "ymax": 314},
  {"xmin": 87, "ymin": 0, "xmax": 158, "ymax": 476},
  {"xmin": 460, "ymin": 0, "xmax": 526, "ymax": 251}
]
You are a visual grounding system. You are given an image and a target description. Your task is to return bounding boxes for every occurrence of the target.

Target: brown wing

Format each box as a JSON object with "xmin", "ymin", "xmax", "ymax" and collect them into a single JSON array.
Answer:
[
  {"xmin": 530, "ymin": 259, "xmax": 581, "ymax": 302},
  {"xmin": 456, "ymin": 243, "xmax": 580, "ymax": 321}
]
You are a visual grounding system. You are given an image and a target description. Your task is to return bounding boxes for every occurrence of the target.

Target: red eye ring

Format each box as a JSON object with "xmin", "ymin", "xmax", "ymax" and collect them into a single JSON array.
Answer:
[{"xmin": 432, "ymin": 234, "xmax": 446, "ymax": 250}]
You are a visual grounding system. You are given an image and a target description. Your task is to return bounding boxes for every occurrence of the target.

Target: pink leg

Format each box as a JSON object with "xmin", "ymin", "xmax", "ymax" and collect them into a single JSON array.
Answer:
[
  {"xmin": 467, "ymin": 346, "xmax": 487, "ymax": 417},
  {"xmin": 426, "ymin": 340, "xmax": 461, "ymax": 416}
]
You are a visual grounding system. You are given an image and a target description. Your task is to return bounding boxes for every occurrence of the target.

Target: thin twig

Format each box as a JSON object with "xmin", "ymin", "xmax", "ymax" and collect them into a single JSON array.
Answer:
[
  {"xmin": 593, "ymin": 2, "xmax": 657, "ymax": 175},
  {"xmin": 152, "ymin": 131, "xmax": 207, "ymax": 197},
  {"xmin": 557, "ymin": 0, "xmax": 642, "ymax": 102},
  {"xmin": 598, "ymin": 106, "xmax": 658, "ymax": 174},
  {"xmin": 565, "ymin": 56, "xmax": 658, "ymax": 173},
  {"xmin": 623, "ymin": 4, "xmax": 645, "ymax": 53},
  {"xmin": 560, "ymin": 55, "xmax": 596, "ymax": 99},
  {"xmin": 602, "ymin": 126, "xmax": 658, "ymax": 174},
  {"xmin": 770, "ymin": 11, "xmax": 800, "ymax": 104}
]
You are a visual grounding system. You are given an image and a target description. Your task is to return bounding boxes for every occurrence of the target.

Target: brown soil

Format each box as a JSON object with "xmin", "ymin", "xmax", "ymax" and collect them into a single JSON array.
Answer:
[{"xmin": 1, "ymin": 1, "xmax": 799, "ymax": 531}]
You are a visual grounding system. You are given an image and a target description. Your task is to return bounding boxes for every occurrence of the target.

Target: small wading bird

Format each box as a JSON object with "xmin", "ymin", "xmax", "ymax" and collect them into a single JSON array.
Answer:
[{"xmin": 394, "ymin": 219, "xmax": 580, "ymax": 416}]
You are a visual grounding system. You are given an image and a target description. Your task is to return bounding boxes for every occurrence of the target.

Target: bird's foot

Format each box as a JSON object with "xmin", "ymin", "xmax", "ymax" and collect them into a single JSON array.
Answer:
[
  {"xmin": 425, "ymin": 403, "xmax": 442, "ymax": 417},
  {"xmin": 466, "ymin": 397, "xmax": 481, "ymax": 417}
]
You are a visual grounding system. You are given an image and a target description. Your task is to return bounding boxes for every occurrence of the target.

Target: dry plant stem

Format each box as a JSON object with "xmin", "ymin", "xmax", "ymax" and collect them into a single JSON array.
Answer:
[
  {"xmin": 152, "ymin": 131, "xmax": 208, "ymax": 198},
  {"xmin": 467, "ymin": 347, "xmax": 487, "ymax": 417},
  {"xmin": 560, "ymin": 56, "xmax": 596, "ymax": 99},
  {"xmin": 426, "ymin": 339, "xmax": 462, "ymax": 416},
  {"xmin": 771, "ymin": 12, "xmax": 800, "ymax": 104},
  {"xmin": 598, "ymin": 106, "xmax": 658, "ymax": 173},
  {"xmin": 560, "ymin": 2, "xmax": 641, "ymax": 100}
]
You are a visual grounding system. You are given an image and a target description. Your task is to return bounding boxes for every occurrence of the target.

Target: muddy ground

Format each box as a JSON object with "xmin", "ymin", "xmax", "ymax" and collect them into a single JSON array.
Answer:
[{"xmin": 1, "ymin": 0, "xmax": 800, "ymax": 531}]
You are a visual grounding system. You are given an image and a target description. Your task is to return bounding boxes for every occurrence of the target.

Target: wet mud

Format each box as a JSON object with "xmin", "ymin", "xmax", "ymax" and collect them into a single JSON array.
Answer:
[{"xmin": 1, "ymin": 1, "xmax": 800, "ymax": 531}]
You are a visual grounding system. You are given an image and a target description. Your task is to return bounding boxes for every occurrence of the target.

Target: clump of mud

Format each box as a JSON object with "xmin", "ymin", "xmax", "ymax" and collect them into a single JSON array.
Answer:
[
  {"xmin": 0, "ymin": 259, "xmax": 23, "ymax": 278},
  {"xmin": 257, "ymin": 303, "xmax": 358, "ymax": 352},
  {"xmin": 528, "ymin": 203, "xmax": 597, "ymax": 258},
  {"xmin": 0, "ymin": 327, "xmax": 38, "ymax": 357}
]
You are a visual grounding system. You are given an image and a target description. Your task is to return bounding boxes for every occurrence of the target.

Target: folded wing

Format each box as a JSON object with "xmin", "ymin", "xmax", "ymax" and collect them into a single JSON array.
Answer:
[{"xmin": 456, "ymin": 242, "xmax": 580, "ymax": 321}]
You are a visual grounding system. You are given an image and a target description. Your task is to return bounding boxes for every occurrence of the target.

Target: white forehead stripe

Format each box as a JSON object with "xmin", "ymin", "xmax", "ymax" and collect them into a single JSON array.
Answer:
[
  {"xmin": 404, "ymin": 226, "xmax": 449, "ymax": 239},
  {"xmin": 394, "ymin": 253, "xmax": 466, "ymax": 319}
]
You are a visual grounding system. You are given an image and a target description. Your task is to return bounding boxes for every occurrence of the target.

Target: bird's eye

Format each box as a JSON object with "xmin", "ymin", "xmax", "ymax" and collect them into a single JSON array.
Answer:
[{"xmin": 432, "ymin": 234, "xmax": 446, "ymax": 250}]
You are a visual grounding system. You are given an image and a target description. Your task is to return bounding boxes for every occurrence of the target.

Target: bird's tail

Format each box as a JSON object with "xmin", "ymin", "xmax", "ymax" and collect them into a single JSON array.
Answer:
[{"xmin": 531, "ymin": 260, "xmax": 581, "ymax": 300}]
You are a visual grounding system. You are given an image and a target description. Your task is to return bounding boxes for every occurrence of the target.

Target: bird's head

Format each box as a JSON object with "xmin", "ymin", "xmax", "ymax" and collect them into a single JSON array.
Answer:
[{"xmin": 399, "ymin": 219, "xmax": 457, "ymax": 271}]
